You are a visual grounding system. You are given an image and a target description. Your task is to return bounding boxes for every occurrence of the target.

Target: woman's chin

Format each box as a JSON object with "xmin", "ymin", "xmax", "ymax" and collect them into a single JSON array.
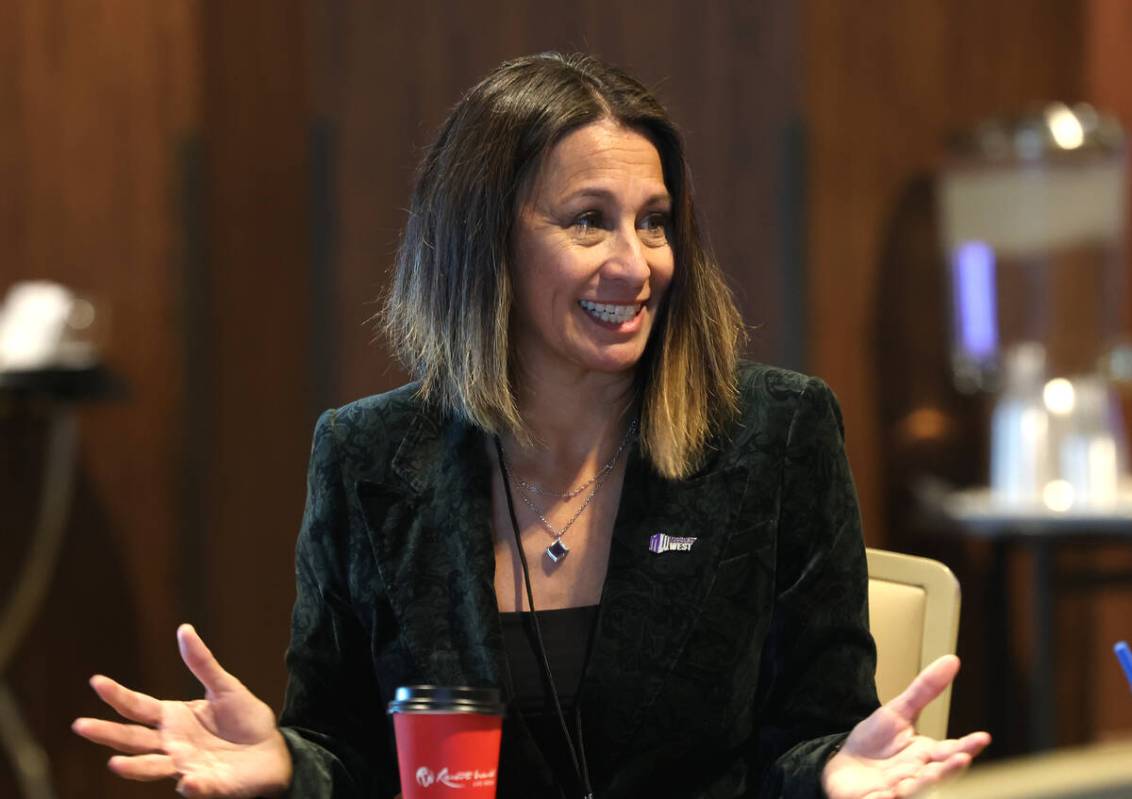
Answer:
[
  {"xmin": 574, "ymin": 346, "xmax": 650, "ymax": 376},
  {"xmin": 516, "ymin": 335, "xmax": 652, "ymax": 380}
]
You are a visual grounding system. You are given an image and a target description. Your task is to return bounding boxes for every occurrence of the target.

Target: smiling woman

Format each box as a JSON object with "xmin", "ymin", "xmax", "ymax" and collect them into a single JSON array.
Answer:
[{"xmin": 73, "ymin": 52, "xmax": 988, "ymax": 799}]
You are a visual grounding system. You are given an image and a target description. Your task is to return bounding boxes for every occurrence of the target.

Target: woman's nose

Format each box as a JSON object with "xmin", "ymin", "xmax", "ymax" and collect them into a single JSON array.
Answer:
[{"xmin": 602, "ymin": 224, "xmax": 651, "ymax": 285}]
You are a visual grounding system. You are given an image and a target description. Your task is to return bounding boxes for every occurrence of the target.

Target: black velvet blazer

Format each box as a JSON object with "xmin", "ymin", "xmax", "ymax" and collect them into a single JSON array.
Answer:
[{"xmin": 277, "ymin": 363, "xmax": 879, "ymax": 798}]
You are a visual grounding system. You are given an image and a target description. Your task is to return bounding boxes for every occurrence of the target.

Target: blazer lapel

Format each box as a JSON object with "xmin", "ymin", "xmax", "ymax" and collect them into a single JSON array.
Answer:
[
  {"xmin": 582, "ymin": 445, "xmax": 751, "ymax": 755},
  {"xmin": 355, "ymin": 410, "xmax": 507, "ymax": 689}
]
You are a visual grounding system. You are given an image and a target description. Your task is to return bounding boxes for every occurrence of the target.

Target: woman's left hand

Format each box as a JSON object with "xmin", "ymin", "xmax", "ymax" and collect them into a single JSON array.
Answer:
[{"xmin": 822, "ymin": 655, "xmax": 990, "ymax": 799}]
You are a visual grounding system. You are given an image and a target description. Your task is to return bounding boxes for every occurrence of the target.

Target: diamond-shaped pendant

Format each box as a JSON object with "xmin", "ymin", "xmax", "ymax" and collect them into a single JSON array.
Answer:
[{"xmin": 546, "ymin": 538, "xmax": 570, "ymax": 563}]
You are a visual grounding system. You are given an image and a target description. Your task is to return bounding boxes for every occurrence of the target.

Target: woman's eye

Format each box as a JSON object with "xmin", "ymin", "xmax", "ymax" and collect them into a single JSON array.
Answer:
[
  {"xmin": 573, "ymin": 212, "xmax": 602, "ymax": 233},
  {"xmin": 639, "ymin": 213, "xmax": 670, "ymax": 245},
  {"xmin": 569, "ymin": 211, "xmax": 605, "ymax": 242}
]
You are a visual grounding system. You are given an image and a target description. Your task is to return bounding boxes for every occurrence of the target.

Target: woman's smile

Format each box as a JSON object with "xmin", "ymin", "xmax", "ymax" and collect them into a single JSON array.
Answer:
[{"xmin": 577, "ymin": 299, "xmax": 644, "ymax": 328}]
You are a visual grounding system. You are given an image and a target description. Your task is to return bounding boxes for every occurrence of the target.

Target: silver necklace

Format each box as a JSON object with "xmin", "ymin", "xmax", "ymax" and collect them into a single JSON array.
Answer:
[
  {"xmin": 510, "ymin": 418, "xmax": 637, "ymax": 499},
  {"xmin": 500, "ymin": 419, "xmax": 636, "ymax": 564}
]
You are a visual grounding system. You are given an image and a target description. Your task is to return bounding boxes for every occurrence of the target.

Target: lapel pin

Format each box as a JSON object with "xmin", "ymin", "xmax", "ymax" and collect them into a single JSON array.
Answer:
[{"xmin": 649, "ymin": 532, "xmax": 697, "ymax": 554}]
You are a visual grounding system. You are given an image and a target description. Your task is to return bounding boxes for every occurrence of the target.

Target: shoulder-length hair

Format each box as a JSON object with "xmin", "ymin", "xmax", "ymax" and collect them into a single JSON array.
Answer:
[{"xmin": 383, "ymin": 52, "xmax": 744, "ymax": 479}]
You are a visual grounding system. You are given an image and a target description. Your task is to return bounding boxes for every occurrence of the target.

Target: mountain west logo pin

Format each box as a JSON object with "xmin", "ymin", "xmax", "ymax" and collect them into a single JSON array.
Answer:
[{"xmin": 649, "ymin": 532, "xmax": 697, "ymax": 553}]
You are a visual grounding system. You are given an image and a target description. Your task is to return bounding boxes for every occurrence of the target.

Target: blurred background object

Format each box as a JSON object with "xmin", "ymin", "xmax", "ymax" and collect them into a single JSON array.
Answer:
[
  {"xmin": 3, "ymin": 1, "xmax": 1132, "ymax": 795},
  {"xmin": 0, "ymin": 282, "xmax": 102, "ymax": 372},
  {"xmin": 923, "ymin": 106, "xmax": 1132, "ymax": 753},
  {"xmin": 0, "ymin": 284, "xmax": 116, "ymax": 799},
  {"xmin": 939, "ymin": 104, "xmax": 1129, "ymax": 510},
  {"xmin": 921, "ymin": 739, "xmax": 1132, "ymax": 799}
]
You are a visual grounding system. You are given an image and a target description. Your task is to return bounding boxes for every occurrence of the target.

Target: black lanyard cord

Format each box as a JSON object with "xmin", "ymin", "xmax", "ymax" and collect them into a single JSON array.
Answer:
[{"xmin": 493, "ymin": 435, "xmax": 595, "ymax": 799}]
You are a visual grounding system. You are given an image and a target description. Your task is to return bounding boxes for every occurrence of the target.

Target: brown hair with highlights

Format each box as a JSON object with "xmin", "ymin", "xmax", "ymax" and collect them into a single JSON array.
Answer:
[{"xmin": 383, "ymin": 52, "xmax": 744, "ymax": 478}]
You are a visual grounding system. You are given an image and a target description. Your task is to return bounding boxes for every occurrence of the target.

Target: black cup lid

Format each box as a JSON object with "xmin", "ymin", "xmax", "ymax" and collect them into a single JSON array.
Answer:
[{"xmin": 387, "ymin": 685, "xmax": 505, "ymax": 716}]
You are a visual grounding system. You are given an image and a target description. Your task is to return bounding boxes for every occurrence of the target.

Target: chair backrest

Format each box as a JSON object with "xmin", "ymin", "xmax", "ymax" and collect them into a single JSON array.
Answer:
[{"xmin": 866, "ymin": 548, "xmax": 961, "ymax": 739}]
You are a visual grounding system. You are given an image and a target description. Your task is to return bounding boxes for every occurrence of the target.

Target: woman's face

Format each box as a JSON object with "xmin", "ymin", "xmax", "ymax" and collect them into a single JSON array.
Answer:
[{"xmin": 511, "ymin": 119, "xmax": 675, "ymax": 382}]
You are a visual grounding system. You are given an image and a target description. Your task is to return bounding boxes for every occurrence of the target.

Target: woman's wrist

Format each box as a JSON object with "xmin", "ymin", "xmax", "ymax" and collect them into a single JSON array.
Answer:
[
  {"xmin": 258, "ymin": 729, "xmax": 294, "ymax": 797},
  {"xmin": 820, "ymin": 736, "xmax": 849, "ymax": 794}
]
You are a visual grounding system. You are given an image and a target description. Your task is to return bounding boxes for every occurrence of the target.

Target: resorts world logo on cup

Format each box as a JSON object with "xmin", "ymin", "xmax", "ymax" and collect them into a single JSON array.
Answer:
[{"xmin": 415, "ymin": 766, "xmax": 498, "ymax": 790}]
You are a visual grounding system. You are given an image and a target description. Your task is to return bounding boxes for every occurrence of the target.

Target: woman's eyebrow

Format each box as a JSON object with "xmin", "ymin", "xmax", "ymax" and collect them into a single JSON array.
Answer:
[{"xmin": 557, "ymin": 186, "xmax": 672, "ymax": 206}]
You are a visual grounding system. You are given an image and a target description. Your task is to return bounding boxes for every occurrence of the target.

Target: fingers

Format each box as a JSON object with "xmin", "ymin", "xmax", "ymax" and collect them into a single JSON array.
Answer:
[
  {"xmin": 88, "ymin": 675, "xmax": 163, "ymax": 726},
  {"xmin": 887, "ymin": 655, "xmax": 960, "ymax": 724},
  {"xmin": 71, "ymin": 717, "xmax": 162, "ymax": 754},
  {"xmin": 930, "ymin": 730, "xmax": 991, "ymax": 759},
  {"xmin": 177, "ymin": 623, "xmax": 239, "ymax": 695},
  {"xmin": 108, "ymin": 753, "xmax": 178, "ymax": 781}
]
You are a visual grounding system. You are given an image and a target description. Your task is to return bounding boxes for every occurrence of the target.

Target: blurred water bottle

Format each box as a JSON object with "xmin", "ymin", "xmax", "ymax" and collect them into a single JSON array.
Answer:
[
  {"xmin": 991, "ymin": 344, "xmax": 1052, "ymax": 505},
  {"xmin": 1052, "ymin": 375, "xmax": 1124, "ymax": 508}
]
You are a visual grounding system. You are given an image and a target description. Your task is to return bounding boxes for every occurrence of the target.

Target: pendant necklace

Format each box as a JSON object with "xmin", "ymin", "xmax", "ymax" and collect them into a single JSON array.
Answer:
[{"xmin": 499, "ymin": 419, "xmax": 636, "ymax": 564}]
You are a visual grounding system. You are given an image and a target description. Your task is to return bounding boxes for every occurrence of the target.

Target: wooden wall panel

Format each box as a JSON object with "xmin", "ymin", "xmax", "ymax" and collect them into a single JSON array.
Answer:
[
  {"xmin": 0, "ymin": 1, "xmax": 200, "ymax": 797},
  {"xmin": 1083, "ymin": 0, "xmax": 1132, "ymax": 744},
  {"xmin": 195, "ymin": 0, "xmax": 314, "ymax": 710}
]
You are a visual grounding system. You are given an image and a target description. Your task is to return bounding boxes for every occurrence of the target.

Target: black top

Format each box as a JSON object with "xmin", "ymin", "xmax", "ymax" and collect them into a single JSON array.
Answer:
[
  {"xmin": 500, "ymin": 605, "xmax": 599, "ymax": 712},
  {"xmin": 500, "ymin": 605, "xmax": 600, "ymax": 793}
]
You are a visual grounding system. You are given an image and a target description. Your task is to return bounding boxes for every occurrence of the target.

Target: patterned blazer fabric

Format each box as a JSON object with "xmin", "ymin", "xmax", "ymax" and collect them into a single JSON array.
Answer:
[{"xmin": 278, "ymin": 362, "xmax": 880, "ymax": 798}]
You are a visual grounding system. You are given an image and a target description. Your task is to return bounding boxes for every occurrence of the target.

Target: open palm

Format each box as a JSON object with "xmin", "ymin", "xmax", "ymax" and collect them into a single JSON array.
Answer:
[
  {"xmin": 823, "ymin": 656, "xmax": 990, "ymax": 799},
  {"xmin": 72, "ymin": 624, "xmax": 292, "ymax": 798}
]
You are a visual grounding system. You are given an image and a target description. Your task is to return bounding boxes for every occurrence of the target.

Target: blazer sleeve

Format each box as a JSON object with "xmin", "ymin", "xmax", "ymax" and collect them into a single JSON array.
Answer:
[
  {"xmin": 278, "ymin": 409, "xmax": 400, "ymax": 799},
  {"xmin": 752, "ymin": 377, "xmax": 880, "ymax": 798}
]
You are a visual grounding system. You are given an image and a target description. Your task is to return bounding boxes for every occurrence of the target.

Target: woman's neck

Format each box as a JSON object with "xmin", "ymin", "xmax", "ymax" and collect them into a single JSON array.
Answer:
[{"xmin": 502, "ymin": 365, "xmax": 637, "ymax": 489}]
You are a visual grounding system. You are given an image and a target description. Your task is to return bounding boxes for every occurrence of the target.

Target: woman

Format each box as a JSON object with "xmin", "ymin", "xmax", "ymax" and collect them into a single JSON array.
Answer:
[{"xmin": 73, "ymin": 53, "xmax": 988, "ymax": 798}]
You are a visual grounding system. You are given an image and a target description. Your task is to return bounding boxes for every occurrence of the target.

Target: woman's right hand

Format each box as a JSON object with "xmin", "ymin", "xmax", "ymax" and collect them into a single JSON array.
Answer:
[{"xmin": 72, "ymin": 624, "xmax": 293, "ymax": 798}]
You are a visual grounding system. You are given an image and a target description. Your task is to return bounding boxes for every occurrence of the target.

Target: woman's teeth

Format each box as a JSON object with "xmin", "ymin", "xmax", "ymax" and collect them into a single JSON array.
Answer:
[{"xmin": 579, "ymin": 300, "xmax": 639, "ymax": 324}]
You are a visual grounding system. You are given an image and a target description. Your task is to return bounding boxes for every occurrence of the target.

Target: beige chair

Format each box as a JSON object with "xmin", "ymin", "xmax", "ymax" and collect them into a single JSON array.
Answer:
[
  {"xmin": 921, "ymin": 740, "xmax": 1132, "ymax": 799},
  {"xmin": 866, "ymin": 548, "xmax": 961, "ymax": 739}
]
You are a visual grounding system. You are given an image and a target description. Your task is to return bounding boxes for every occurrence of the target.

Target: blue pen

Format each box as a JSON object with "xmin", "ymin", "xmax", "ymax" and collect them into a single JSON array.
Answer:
[{"xmin": 1116, "ymin": 641, "xmax": 1132, "ymax": 692}]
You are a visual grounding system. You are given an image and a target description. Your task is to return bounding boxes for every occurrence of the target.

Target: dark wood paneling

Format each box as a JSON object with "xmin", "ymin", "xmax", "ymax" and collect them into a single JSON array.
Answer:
[
  {"xmin": 0, "ymin": 1, "xmax": 200, "ymax": 797},
  {"xmin": 195, "ymin": 0, "xmax": 314, "ymax": 710},
  {"xmin": 1083, "ymin": 0, "xmax": 1132, "ymax": 745}
]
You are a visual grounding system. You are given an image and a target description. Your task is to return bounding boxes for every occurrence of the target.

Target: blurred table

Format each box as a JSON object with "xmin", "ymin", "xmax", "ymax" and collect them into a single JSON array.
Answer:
[
  {"xmin": 921, "ymin": 738, "xmax": 1132, "ymax": 799},
  {"xmin": 0, "ymin": 366, "xmax": 118, "ymax": 799},
  {"xmin": 929, "ymin": 486, "xmax": 1132, "ymax": 753}
]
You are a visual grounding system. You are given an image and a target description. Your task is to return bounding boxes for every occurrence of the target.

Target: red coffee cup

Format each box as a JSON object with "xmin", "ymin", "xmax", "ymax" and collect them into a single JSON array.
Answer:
[{"xmin": 388, "ymin": 685, "xmax": 505, "ymax": 799}]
